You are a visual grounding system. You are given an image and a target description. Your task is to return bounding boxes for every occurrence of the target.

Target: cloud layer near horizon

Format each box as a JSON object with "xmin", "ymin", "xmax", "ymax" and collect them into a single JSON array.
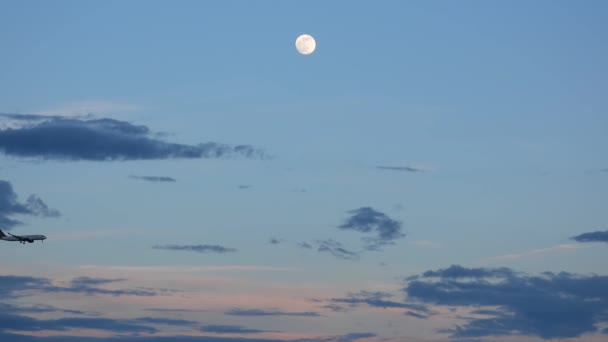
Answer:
[
  {"xmin": 0, "ymin": 114, "xmax": 266, "ymax": 161},
  {"xmin": 405, "ymin": 265, "xmax": 608, "ymax": 339}
]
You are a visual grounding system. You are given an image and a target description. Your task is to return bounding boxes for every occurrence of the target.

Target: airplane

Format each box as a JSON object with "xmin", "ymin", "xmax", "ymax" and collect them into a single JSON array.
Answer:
[{"xmin": 0, "ymin": 229, "xmax": 46, "ymax": 244}]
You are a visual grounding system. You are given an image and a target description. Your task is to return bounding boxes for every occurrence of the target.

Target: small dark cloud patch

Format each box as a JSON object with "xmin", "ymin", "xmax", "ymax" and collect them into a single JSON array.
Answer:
[
  {"xmin": 571, "ymin": 230, "xmax": 608, "ymax": 243},
  {"xmin": 0, "ymin": 114, "xmax": 267, "ymax": 161},
  {"xmin": 298, "ymin": 242, "xmax": 313, "ymax": 249},
  {"xmin": 376, "ymin": 165, "xmax": 427, "ymax": 173},
  {"xmin": 153, "ymin": 244, "xmax": 237, "ymax": 254},
  {"xmin": 201, "ymin": 325, "xmax": 269, "ymax": 334},
  {"xmin": 316, "ymin": 239, "xmax": 360, "ymax": 261},
  {"xmin": 0, "ymin": 180, "xmax": 60, "ymax": 230},
  {"xmin": 405, "ymin": 265, "xmax": 608, "ymax": 339},
  {"xmin": 268, "ymin": 237, "xmax": 282, "ymax": 245},
  {"xmin": 306, "ymin": 332, "xmax": 377, "ymax": 342},
  {"xmin": 225, "ymin": 308, "xmax": 321, "ymax": 317},
  {"xmin": 129, "ymin": 175, "xmax": 176, "ymax": 183},
  {"xmin": 405, "ymin": 311, "xmax": 427, "ymax": 319},
  {"xmin": 338, "ymin": 207, "xmax": 404, "ymax": 250},
  {"xmin": 238, "ymin": 185, "xmax": 252, "ymax": 190}
]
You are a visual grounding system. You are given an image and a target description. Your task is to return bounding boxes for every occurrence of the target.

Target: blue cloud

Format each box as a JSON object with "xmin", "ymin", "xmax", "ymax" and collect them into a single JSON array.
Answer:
[
  {"xmin": 0, "ymin": 180, "xmax": 60, "ymax": 230},
  {"xmin": 338, "ymin": 207, "xmax": 404, "ymax": 250},
  {"xmin": 0, "ymin": 114, "xmax": 267, "ymax": 161},
  {"xmin": 571, "ymin": 230, "xmax": 608, "ymax": 243}
]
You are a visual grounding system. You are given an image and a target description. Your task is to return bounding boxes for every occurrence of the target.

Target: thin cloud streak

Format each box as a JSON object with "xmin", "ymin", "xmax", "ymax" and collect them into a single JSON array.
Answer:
[
  {"xmin": 479, "ymin": 244, "xmax": 585, "ymax": 264},
  {"xmin": 129, "ymin": 175, "xmax": 177, "ymax": 183},
  {"xmin": 153, "ymin": 245, "xmax": 237, "ymax": 254}
]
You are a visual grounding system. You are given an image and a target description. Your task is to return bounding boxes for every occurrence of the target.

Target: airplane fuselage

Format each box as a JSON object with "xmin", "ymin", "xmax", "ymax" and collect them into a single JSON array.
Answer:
[
  {"xmin": 0, "ymin": 228, "xmax": 47, "ymax": 244},
  {"xmin": 0, "ymin": 234, "xmax": 46, "ymax": 244}
]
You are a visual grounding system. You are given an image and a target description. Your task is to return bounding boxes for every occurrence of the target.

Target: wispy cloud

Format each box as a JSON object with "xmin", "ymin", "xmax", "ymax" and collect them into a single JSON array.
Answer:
[
  {"xmin": 0, "ymin": 180, "xmax": 60, "ymax": 230},
  {"xmin": 153, "ymin": 244, "xmax": 237, "ymax": 254},
  {"xmin": 376, "ymin": 165, "xmax": 431, "ymax": 173},
  {"xmin": 225, "ymin": 308, "xmax": 321, "ymax": 317},
  {"xmin": 129, "ymin": 175, "xmax": 177, "ymax": 183},
  {"xmin": 480, "ymin": 244, "xmax": 584, "ymax": 264},
  {"xmin": 0, "ymin": 114, "xmax": 268, "ymax": 161},
  {"xmin": 0, "ymin": 274, "xmax": 157, "ymax": 298},
  {"xmin": 201, "ymin": 325, "xmax": 272, "ymax": 334},
  {"xmin": 316, "ymin": 239, "xmax": 360, "ymax": 261},
  {"xmin": 32, "ymin": 101, "xmax": 143, "ymax": 117},
  {"xmin": 571, "ymin": 230, "xmax": 608, "ymax": 243},
  {"xmin": 338, "ymin": 207, "xmax": 404, "ymax": 251},
  {"xmin": 321, "ymin": 291, "xmax": 430, "ymax": 315}
]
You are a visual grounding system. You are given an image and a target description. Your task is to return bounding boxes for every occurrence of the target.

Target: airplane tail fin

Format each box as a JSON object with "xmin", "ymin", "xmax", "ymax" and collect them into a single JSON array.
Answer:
[{"xmin": 0, "ymin": 229, "xmax": 6, "ymax": 238}]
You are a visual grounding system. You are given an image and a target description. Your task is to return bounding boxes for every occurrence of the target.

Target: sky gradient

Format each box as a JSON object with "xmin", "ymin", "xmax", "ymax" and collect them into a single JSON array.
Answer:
[{"xmin": 1, "ymin": 1, "xmax": 607, "ymax": 341}]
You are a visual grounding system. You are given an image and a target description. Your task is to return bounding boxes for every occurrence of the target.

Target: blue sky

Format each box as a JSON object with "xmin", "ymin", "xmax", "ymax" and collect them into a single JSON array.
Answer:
[{"xmin": 1, "ymin": 1, "xmax": 607, "ymax": 341}]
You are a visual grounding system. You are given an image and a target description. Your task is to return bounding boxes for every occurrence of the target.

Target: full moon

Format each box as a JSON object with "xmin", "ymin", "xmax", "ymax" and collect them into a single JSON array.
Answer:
[{"xmin": 295, "ymin": 34, "xmax": 316, "ymax": 55}]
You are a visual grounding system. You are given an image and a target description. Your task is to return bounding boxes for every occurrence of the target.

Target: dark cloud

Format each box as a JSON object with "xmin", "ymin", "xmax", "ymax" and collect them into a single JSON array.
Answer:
[
  {"xmin": 0, "ymin": 302, "xmax": 90, "ymax": 316},
  {"xmin": 0, "ymin": 274, "xmax": 156, "ymax": 297},
  {"xmin": 0, "ymin": 114, "xmax": 267, "ymax": 161},
  {"xmin": 404, "ymin": 311, "xmax": 427, "ymax": 319},
  {"xmin": 153, "ymin": 244, "xmax": 237, "ymax": 254},
  {"xmin": 238, "ymin": 185, "xmax": 252, "ymax": 190},
  {"xmin": 0, "ymin": 312, "xmax": 157, "ymax": 334},
  {"xmin": 0, "ymin": 332, "xmax": 334, "ymax": 342},
  {"xmin": 296, "ymin": 333, "xmax": 377, "ymax": 342},
  {"xmin": 571, "ymin": 230, "xmax": 608, "ymax": 243},
  {"xmin": 405, "ymin": 265, "xmax": 608, "ymax": 339},
  {"xmin": 338, "ymin": 207, "xmax": 404, "ymax": 250},
  {"xmin": 419, "ymin": 264, "xmax": 516, "ymax": 279},
  {"xmin": 201, "ymin": 325, "xmax": 270, "ymax": 334},
  {"xmin": 129, "ymin": 175, "xmax": 177, "ymax": 183},
  {"xmin": 0, "ymin": 180, "xmax": 60, "ymax": 230},
  {"xmin": 323, "ymin": 291, "xmax": 430, "ymax": 314},
  {"xmin": 376, "ymin": 165, "xmax": 427, "ymax": 173},
  {"xmin": 0, "ymin": 275, "xmax": 51, "ymax": 297},
  {"xmin": 225, "ymin": 308, "xmax": 321, "ymax": 317},
  {"xmin": 316, "ymin": 239, "xmax": 360, "ymax": 261}
]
